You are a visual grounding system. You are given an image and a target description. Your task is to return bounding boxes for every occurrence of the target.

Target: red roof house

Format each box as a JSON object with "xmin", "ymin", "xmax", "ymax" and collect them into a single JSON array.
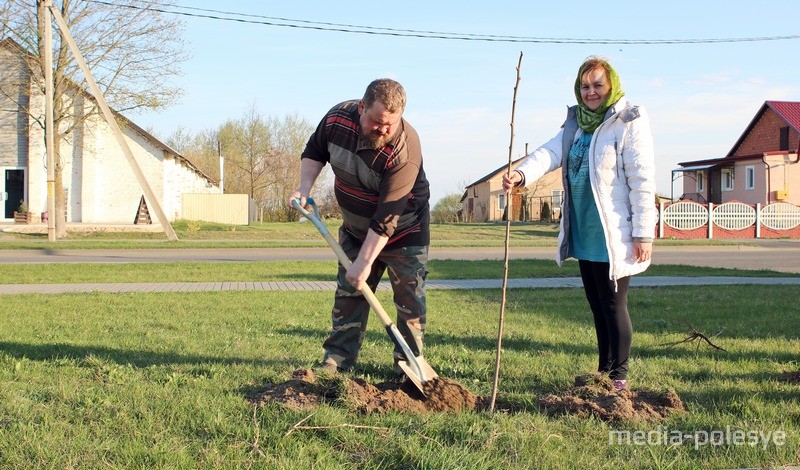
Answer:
[{"xmin": 674, "ymin": 100, "xmax": 800, "ymax": 206}]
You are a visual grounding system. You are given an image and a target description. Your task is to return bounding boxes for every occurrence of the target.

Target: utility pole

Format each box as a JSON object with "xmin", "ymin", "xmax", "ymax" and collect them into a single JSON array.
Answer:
[
  {"xmin": 46, "ymin": 3, "xmax": 178, "ymax": 240},
  {"xmin": 41, "ymin": 0, "xmax": 56, "ymax": 242}
]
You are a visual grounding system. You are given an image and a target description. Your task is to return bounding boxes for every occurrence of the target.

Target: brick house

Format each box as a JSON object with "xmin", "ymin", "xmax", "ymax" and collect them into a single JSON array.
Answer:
[
  {"xmin": 461, "ymin": 157, "xmax": 563, "ymax": 222},
  {"xmin": 673, "ymin": 100, "xmax": 800, "ymax": 206},
  {"xmin": 0, "ymin": 38, "xmax": 219, "ymax": 224}
]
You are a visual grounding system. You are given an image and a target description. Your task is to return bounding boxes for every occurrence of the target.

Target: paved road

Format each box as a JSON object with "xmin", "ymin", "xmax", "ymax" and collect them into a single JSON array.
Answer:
[
  {"xmin": 1, "ymin": 241, "xmax": 798, "ymax": 294},
  {"xmin": 1, "ymin": 241, "xmax": 799, "ymax": 273}
]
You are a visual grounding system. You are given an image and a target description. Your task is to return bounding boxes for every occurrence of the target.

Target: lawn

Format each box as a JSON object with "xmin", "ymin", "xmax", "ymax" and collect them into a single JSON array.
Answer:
[
  {"xmin": 0, "ymin": 220, "xmax": 752, "ymax": 249},
  {"xmin": 0, "ymin": 264, "xmax": 797, "ymax": 468},
  {"xmin": 2, "ymin": 259, "xmax": 795, "ymax": 285}
]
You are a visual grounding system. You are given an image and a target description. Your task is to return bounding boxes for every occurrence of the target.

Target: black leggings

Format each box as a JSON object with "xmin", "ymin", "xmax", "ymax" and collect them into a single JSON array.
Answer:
[{"xmin": 578, "ymin": 260, "xmax": 632, "ymax": 380}]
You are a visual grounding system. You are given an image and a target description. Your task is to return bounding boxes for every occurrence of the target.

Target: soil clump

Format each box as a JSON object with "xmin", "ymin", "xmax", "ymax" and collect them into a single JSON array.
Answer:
[
  {"xmin": 250, "ymin": 369, "xmax": 685, "ymax": 422},
  {"xmin": 537, "ymin": 373, "xmax": 685, "ymax": 422},
  {"xmin": 249, "ymin": 368, "xmax": 481, "ymax": 413}
]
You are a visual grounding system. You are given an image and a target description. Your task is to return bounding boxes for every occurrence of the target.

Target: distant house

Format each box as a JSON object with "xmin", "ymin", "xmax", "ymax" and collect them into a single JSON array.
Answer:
[
  {"xmin": 0, "ymin": 38, "xmax": 220, "ymax": 224},
  {"xmin": 461, "ymin": 157, "xmax": 563, "ymax": 222},
  {"xmin": 673, "ymin": 100, "xmax": 800, "ymax": 206}
]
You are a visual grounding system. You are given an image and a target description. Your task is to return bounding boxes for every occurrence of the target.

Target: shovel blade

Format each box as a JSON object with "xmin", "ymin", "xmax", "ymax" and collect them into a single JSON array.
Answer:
[{"xmin": 397, "ymin": 355, "xmax": 438, "ymax": 396}]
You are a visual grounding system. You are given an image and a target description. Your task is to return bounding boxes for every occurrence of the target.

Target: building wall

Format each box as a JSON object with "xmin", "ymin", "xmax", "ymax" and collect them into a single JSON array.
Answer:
[
  {"xmin": 765, "ymin": 153, "xmax": 800, "ymax": 205},
  {"xmin": 788, "ymin": 155, "xmax": 800, "ymax": 204},
  {"xmin": 680, "ymin": 170, "xmax": 709, "ymax": 203},
  {"xmin": 720, "ymin": 159, "xmax": 766, "ymax": 204},
  {"xmin": 0, "ymin": 46, "xmax": 29, "ymax": 169},
  {"xmin": 0, "ymin": 46, "xmax": 31, "ymax": 219},
  {"xmin": 6, "ymin": 48, "xmax": 221, "ymax": 224},
  {"xmin": 163, "ymin": 152, "xmax": 219, "ymax": 220},
  {"xmin": 77, "ymin": 112, "xmax": 219, "ymax": 224},
  {"xmin": 26, "ymin": 91, "xmax": 46, "ymax": 216},
  {"xmin": 735, "ymin": 109, "xmax": 800, "ymax": 155},
  {"xmin": 80, "ymin": 115, "xmax": 165, "ymax": 223},
  {"xmin": 465, "ymin": 182, "xmax": 490, "ymax": 222},
  {"xmin": 464, "ymin": 166, "xmax": 563, "ymax": 222},
  {"xmin": 682, "ymin": 156, "xmax": 799, "ymax": 206},
  {"xmin": 714, "ymin": 154, "xmax": 799, "ymax": 206}
]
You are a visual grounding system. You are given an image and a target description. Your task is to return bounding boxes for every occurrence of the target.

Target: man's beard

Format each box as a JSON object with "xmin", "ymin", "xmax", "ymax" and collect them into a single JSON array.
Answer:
[{"xmin": 361, "ymin": 129, "xmax": 392, "ymax": 149}]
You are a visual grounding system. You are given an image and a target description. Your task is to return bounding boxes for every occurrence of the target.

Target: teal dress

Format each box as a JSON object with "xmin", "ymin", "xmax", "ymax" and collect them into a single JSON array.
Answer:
[{"xmin": 567, "ymin": 132, "xmax": 608, "ymax": 262}]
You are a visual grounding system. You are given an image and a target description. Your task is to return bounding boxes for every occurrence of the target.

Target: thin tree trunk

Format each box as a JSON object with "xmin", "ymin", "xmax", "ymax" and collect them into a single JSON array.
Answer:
[{"xmin": 489, "ymin": 52, "xmax": 523, "ymax": 412}]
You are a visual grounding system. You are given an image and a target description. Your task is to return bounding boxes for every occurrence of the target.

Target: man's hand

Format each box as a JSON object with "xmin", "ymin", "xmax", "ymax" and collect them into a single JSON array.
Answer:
[
  {"xmin": 287, "ymin": 190, "xmax": 307, "ymax": 210},
  {"xmin": 346, "ymin": 257, "xmax": 371, "ymax": 291},
  {"xmin": 289, "ymin": 158, "xmax": 325, "ymax": 209},
  {"xmin": 345, "ymin": 229, "xmax": 389, "ymax": 291}
]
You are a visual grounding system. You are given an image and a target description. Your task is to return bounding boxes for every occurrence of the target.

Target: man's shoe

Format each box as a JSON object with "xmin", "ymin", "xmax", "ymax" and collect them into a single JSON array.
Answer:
[
  {"xmin": 316, "ymin": 359, "xmax": 341, "ymax": 374},
  {"xmin": 612, "ymin": 379, "xmax": 628, "ymax": 391}
]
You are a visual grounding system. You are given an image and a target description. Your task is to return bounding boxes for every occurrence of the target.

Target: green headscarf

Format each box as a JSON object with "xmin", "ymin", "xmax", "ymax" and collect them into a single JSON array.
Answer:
[{"xmin": 573, "ymin": 59, "xmax": 625, "ymax": 133}]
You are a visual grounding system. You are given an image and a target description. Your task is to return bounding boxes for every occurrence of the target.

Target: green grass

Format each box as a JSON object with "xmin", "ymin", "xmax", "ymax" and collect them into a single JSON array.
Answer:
[
  {"xmin": 0, "ymin": 220, "xmax": 757, "ymax": 249},
  {"xmin": 0, "ymin": 285, "xmax": 797, "ymax": 468},
  {"xmin": 0, "ymin": 259, "xmax": 793, "ymax": 284}
]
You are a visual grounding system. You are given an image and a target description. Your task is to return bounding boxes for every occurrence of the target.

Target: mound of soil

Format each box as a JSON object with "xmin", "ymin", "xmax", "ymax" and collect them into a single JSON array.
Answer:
[
  {"xmin": 249, "ymin": 368, "xmax": 481, "ymax": 413},
  {"xmin": 779, "ymin": 369, "xmax": 800, "ymax": 383},
  {"xmin": 248, "ymin": 368, "xmax": 329, "ymax": 411},
  {"xmin": 538, "ymin": 374, "xmax": 685, "ymax": 422},
  {"xmin": 250, "ymin": 370, "xmax": 685, "ymax": 421}
]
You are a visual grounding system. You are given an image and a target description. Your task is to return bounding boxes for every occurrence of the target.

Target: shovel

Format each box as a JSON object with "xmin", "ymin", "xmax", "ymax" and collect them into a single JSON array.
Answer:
[{"xmin": 291, "ymin": 198, "xmax": 438, "ymax": 395}]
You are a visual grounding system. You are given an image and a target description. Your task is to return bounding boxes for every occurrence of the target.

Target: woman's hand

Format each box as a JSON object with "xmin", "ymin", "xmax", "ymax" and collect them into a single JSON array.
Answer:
[
  {"xmin": 634, "ymin": 241, "xmax": 652, "ymax": 263},
  {"xmin": 502, "ymin": 170, "xmax": 522, "ymax": 192}
]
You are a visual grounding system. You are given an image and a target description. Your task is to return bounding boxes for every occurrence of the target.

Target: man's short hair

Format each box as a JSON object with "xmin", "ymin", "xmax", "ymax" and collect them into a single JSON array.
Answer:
[{"xmin": 362, "ymin": 78, "xmax": 406, "ymax": 113}]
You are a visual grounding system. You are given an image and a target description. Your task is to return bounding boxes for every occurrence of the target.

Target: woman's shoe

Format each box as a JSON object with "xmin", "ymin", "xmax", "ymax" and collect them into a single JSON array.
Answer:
[{"xmin": 612, "ymin": 379, "xmax": 628, "ymax": 391}]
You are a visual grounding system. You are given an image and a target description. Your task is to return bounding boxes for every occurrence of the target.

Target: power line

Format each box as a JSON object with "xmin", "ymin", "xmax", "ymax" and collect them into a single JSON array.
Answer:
[{"xmin": 85, "ymin": 0, "xmax": 800, "ymax": 45}]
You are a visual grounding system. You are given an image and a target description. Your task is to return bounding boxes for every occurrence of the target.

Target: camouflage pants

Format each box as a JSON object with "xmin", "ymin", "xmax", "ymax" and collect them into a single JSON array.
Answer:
[{"xmin": 322, "ymin": 228, "xmax": 428, "ymax": 371}]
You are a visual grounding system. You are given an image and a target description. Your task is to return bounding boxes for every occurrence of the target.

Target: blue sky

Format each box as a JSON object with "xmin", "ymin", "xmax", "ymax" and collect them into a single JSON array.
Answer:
[{"xmin": 131, "ymin": 0, "xmax": 800, "ymax": 205}]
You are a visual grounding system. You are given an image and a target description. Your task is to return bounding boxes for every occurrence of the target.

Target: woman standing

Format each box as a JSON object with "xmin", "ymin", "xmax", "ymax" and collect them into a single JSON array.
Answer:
[{"xmin": 503, "ymin": 56, "xmax": 656, "ymax": 390}]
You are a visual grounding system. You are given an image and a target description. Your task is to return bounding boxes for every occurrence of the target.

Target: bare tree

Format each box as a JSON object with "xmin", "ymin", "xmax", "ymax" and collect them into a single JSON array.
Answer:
[
  {"xmin": 264, "ymin": 112, "xmax": 316, "ymax": 221},
  {"xmin": 166, "ymin": 106, "xmax": 316, "ymax": 222},
  {"xmin": 0, "ymin": 0, "xmax": 187, "ymax": 237},
  {"xmin": 169, "ymin": 127, "xmax": 220, "ymax": 180}
]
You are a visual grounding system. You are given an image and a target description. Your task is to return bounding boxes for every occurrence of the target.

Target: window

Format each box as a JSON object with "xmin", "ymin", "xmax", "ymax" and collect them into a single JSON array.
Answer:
[
  {"xmin": 745, "ymin": 165, "xmax": 755, "ymax": 190},
  {"xmin": 721, "ymin": 169, "xmax": 734, "ymax": 191},
  {"xmin": 696, "ymin": 171, "xmax": 705, "ymax": 193},
  {"xmin": 780, "ymin": 126, "xmax": 790, "ymax": 151},
  {"xmin": 498, "ymin": 194, "xmax": 505, "ymax": 211},
  {"xmin": 551, "ymin": 189, "xmax": 564, "ymax": 206}
]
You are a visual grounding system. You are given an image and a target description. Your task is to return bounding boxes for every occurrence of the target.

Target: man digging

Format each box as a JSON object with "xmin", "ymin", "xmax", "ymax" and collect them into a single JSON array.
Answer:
[{"xmin": 288, "ymin": 78, "xmax": 430, "ymax": 378}]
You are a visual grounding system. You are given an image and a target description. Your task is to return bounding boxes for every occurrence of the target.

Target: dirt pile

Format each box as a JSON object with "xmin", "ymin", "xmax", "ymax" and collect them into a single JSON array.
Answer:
[
  {"xmin": 248, "ymin": 368, "xmax": 329, "ymax": 411},
  {"xmin": 249, "ymin": 368, "xmax": 481, "ymax": 413},
  {"xmin": 538, "ymin": 374, "xmax": 685, "ymax": 422},
  {"xmin": 251, "ymin": 369, "xmax": 686, "ymax": 420}
]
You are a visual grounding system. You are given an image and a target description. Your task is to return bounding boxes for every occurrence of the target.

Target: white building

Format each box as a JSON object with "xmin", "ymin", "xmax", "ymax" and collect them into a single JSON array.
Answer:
[{"xmin": 0, "ymin": 38, "xmax": 220, "ymax": 224}]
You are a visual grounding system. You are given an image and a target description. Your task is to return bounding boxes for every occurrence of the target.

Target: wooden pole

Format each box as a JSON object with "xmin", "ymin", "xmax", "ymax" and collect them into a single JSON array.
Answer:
[
  {"xmin": 41, "ymin": 0, "xmax": 56, "ymax": 242},
  {"xmin": 46, "ymin": 5, "xmax": 178, "ymax": 241},
  {"xmin": 489, "ymin": 52, "xmax": 523, "ymax": 412}
]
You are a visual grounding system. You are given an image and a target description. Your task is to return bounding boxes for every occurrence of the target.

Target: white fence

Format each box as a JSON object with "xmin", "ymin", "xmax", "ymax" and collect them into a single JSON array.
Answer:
[{"xmin": 658, "ymin": 201, "xmax": 800, "ymax": 238}]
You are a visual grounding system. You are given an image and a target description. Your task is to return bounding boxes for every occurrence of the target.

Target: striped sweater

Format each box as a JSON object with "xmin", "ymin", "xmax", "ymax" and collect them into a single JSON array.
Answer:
[{"xmin": 301, "ymin": 100, "xmax": 430, "ymax": 247}]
